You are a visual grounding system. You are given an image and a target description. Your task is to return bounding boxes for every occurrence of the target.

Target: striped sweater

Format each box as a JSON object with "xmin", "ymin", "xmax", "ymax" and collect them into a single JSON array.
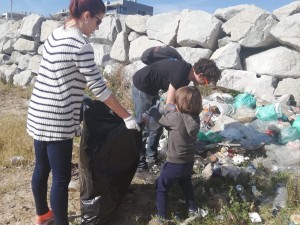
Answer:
[{"xmin": 27, "ymin": 26, "xmax": 112, "ymax": 141}]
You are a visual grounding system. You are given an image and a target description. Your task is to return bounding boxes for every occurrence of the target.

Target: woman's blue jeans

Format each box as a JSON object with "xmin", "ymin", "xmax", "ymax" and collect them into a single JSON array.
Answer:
[{"xmin": 32, "ymin": 139, "xmax": 73, "ymax": 225}]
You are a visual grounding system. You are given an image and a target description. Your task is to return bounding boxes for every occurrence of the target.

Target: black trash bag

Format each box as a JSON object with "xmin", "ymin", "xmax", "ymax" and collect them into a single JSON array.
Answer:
[{"xmin": 79, "ymin": 99, "xmax": 141, "ymax": 225}]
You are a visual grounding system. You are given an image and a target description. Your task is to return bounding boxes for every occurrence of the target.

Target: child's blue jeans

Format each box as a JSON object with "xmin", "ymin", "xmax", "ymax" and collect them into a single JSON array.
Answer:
[{"xmin": 156, "ymin": 161, "xmax": 196, "ymax": 218}]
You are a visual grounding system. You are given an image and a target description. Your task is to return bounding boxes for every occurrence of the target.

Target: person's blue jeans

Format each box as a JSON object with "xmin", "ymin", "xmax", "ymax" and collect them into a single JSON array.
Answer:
[
  {"xmin": 132, "ymin": 85, "xmax": 163, "ymax": 167},
  {"xmin": 32, "ymin": 139, "xmax": 73, "ymax": 225},
  {"xmin": 156, "ymin": 162, "xmax": 196, "ymax": 219}
]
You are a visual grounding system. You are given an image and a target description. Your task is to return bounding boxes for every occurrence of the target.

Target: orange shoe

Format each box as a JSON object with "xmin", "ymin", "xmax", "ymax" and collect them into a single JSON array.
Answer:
[{"xmin": 36, "ymin": 210, "xmax": 54, "ymax": 225}]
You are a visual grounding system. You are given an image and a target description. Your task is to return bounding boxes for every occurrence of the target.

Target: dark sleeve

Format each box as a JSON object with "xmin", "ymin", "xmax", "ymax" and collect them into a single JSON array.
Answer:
[
  {"xmin": 149, "ymin": 108, "xmax": 162, "ymax": 121},
  {"xmin": 169, "ymin": 61, "xmax": 191, "ymax": 90}
]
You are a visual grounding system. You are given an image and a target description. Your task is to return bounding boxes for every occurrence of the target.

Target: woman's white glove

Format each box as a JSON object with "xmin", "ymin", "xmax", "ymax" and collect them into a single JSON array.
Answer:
[{"xmin": 123, "ymin": 115, "xmax": 141, "ymax": 131}]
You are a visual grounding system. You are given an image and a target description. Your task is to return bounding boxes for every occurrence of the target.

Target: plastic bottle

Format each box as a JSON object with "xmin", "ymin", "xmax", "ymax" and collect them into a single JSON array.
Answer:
[
  {"xmin": 158, "ymin": 97, "xmax": 166, "ymax": 114},
  {"xmin": 272, "ymin": 184, "xmax": 288, "ymax": 216}
]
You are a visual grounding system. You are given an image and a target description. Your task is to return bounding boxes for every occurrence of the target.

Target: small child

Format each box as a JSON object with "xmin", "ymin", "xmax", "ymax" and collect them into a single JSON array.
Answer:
[{"xmin": 149, "ymin": 86, "xmax": 202, "ymax": 222}]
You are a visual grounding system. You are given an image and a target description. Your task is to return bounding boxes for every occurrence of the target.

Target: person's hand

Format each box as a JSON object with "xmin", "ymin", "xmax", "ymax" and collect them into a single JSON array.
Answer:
[{"xmin": 124, "ymin": 115, "xmax": 141, "ymax": 131}]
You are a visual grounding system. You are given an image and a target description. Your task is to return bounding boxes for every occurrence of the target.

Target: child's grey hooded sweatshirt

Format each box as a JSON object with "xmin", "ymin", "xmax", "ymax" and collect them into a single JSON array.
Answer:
[{"xmin": 150, "ymin": 109, "xmax": 200, "ymax": 164}]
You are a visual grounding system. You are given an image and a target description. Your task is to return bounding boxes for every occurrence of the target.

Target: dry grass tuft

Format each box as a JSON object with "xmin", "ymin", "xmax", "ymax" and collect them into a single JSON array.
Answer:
[
  {"xmin": 104, "ymin": 66, "xmax": 134, "ymax": 112},
  {"xmin": 0, "ymin": 115, "xmax": 34, "ymax": 167}
]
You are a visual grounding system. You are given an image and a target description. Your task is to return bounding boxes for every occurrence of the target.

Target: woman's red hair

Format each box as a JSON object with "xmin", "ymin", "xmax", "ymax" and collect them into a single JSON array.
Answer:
[{"xmin": 69, "ymin": 0, "xmax": 106, "ymax": 18}]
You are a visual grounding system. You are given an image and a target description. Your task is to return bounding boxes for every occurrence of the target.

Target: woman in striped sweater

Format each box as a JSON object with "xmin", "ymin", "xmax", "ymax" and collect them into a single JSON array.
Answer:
[{"xmin": 27, "ymin": 0, "xmax": 140, "ymax": 224}]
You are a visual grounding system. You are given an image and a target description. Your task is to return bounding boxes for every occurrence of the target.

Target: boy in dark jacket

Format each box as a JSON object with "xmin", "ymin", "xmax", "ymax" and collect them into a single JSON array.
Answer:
[{"xmin": 149, "ymin": 86, "xmax": 202, "ymax": 222}]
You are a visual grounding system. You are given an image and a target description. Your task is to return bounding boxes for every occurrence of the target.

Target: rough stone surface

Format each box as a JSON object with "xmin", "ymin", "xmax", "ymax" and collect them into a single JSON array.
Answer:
[
  {"xmin": 40, "ymin": 20, "xmax": 62, "ymax": 42},
  {"xmin": 92, "ymin": 44, "xmax": 112, "ymax": 67},
  {"xmin": 125, "ymin": 15, "xmax": 149, "ymax": 33},
  {"xmin": 274, "ymin": 78, "xmax": 300, "ymax": 107},
  {"xmin": 222, "ymin": 6, "xmax": 278, "ymax": 48},
  {"xmin": 214, "ymin": 4, "xmax": 257, "ymax": 21},
  {"xmin": 177, "ymin": 9, "xmax": 222, "ymax": 50},
  {"xmin": 245, "ymin": 46, "xmax": 300, "ymax": 78},
  {"xmin": 28, "ymin": 55, "xmax": 42, "ymax": 74},
  {"xmin": 20, "ymin": 14, "xmax": 45, "ymax": 39},
  {"xmin": 13, "ymin": 38, "xmax": 38, "ymax": 53},
  {"xmin": 13, "ymin": 70, "xmax": 32, "ymax": 86},
  {"xmin": 18, "ymin": 54, "xmax": 32, "ymax": 71},
  {"xmin": 129, "ymin": 36, "xmax": 163, "ymax": 62},
  {"xmin": 217, "ymin": 69, "xmax": 276, "ymax": 98},
  {"xmin": 273, "ymin": 1, "xmax": 300, "ymax": 20},
  {"xmin": 176, "ymin": 47, "xmax": 212, "ymax": 65},
  {"xmin": 146, "ymin": 11, "xmax": 180, "ymax": 45},
  {"xmin": 123, "ymin": 60, "xmax": 146, "ymax": 83},
  {"xmin": 128, "ymin": 31, "xmax": 141, "ymax": 42},
  {"xmin": 270, "ymin": 14, "xmax": 300, "ymax": 52},
  {"xmin": 210, "ymin": 42, "xmax": 242, "ymax": 70},
  {"xmin": 0, "ymin": 64, "xmax": 18, "ymax": 83},
  {"xmin": 110, "ymin": 31, "xmax": 129, "ymax": 62},
  {"xmin": 90, "ymin": 16, "xmax": 119, "ymax": 45}
]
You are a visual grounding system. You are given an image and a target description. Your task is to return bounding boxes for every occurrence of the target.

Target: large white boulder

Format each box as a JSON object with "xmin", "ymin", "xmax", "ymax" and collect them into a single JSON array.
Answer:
[
  {"xmin": 146, "ymin": 11, "xmax": 180, "ymax": 45},
  {"xmin": 214, "ymin": 4, "xmax": 257, "ymax": 21},
  {"xmin": 29, "ymin": 55, "xmax": 42, "ymax": 74},
  {"xmin": 40, "ymin": 20, "xmax": 62, "ymax": 42},
  {"xmin": 125, "ymin": 15, "xmax": 149, "ymax": 33},
  {"xmin": 13, "ymin": 38, "xmax": 38, "ymax": 53},
  {"xmin": 128, "ymin": 36, "xmax": 163, "ymax": 62},
  {"xmin": 273, "ymin": 1, "xmax": 300, "ymax": 20},
  {"xmin": 13, "ymin": 70, "xmax": 32, "ymax": 86},
  {"xmin": 270, "ymin": 14, "xmax": 300, "ymax": 51},
  {"xmin": 18, "ymin": 54, "xmax": 32, "ymax": 71},
  {"xmin": 20, "ymin": 14, "xmax": 45, "ymax": 39},
  {"xmin": 0, "ymin": 21, "xmax": 13, "ymax": 41},
  {"xmin": 0, "ymin": 64, "xmax": 18, "ymax": 83},
  {"xmin": 245, "ymin": 46, "xmax": 300, "ymax": 78},
  {"xmin": 110, "ymin": 31, "xmax": 129, "ymax": 63},
  {"xmin": 274, "ymin": 78, "xmax": 300, "ymax": 106},
  {"xmin": 210, "ymin": 42, "xmax": 242, "ymax": 70},
  {"xmin": 222, "ymin": 6, "xmax": 278, "ymax": 48},
  {"xmin": 128, "ymin": 31, "xmax": 141, "ymax": 42},
  {"xmin": 176, "ymin": 47, "xmax": 212, "ymax": 65},
  {"xmin": 90, "ymin": 16, "xmax": 119, "ymax": 45},
  {"xmin": 2, "ymin": 39, "xmax": 16, "ymax": 55},
  {"xmin": 92, "ymin": 43, "xmax": 112, "ymax": 67},
  {"xmin": 177, "ymin": 9, "xmax": 222, "ymax": 50},
  {"xmin": 217, "ymin": 69, "xmax": 276, "ymax": 98},
  {"xmin": 123, "ymin": 60, "xmax": 146, "ymax": 83}
]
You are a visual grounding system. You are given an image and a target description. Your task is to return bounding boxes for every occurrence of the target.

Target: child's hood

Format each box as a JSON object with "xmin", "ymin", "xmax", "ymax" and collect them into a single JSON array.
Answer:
[{"xmin": 181, "ymin": 113, "xmax": 200, "ymax": 137}]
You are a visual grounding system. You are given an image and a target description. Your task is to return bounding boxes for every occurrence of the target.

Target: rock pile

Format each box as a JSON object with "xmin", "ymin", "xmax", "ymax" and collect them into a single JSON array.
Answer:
[{"xmin": 0, "ymin": 2, "xmax": 300, "ymax": 104}]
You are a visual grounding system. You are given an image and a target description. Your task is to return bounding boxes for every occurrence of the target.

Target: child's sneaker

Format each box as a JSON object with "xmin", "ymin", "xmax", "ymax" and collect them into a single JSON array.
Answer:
[{"xmin": 35, "ymin": 210, "xmax": 54, "ymax": 225}]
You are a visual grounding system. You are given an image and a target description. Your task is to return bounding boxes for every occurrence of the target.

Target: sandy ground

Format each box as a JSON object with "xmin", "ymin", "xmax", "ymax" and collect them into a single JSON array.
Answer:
[{"xmin": 0, "ymin": 164, "xmax": 158, "ymax": 225}]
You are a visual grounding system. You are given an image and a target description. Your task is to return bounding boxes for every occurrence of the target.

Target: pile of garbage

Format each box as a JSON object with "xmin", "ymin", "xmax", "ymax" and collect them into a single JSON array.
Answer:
[
  {"xmin": 196, "ymin": 92, "xmax": 300, "ymax": 173},
  {"xmin": 157, "ymin": 92, "xmax": 300, "ymax": 223}
]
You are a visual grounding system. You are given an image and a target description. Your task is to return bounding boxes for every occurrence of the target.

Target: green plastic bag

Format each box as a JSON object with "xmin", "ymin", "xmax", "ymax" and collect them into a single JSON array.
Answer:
[
  {"xmin": 255, "ymin": 104, "xmax": 278, "ymax": 121},
  {"xmin": 278, "ymin": 127, "xmax": 300, "ymax": 145},
  {"xmin": 197, "ymin": 131, "xmax": 209, "ymax": 141},
  {"xmin": 292, "ymin": 116, "xmax": 300, "ymax": 132},
  {"xmin": 234, "ymin": 93, "xmax": 256, "ymax": 109},
  {"xmin": 205, "ymin": 131, "xmax": 223, "ymax": 143}
]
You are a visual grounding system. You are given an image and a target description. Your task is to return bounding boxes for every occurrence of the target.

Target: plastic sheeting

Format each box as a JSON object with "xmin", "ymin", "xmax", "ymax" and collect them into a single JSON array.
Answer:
[{"xmin": 79, "ymin": 99, "xmax": 141, "ymax": 225}]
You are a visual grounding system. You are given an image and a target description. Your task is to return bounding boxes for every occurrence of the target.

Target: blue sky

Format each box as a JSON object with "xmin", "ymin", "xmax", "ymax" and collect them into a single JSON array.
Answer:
[{"xmin": 0, "ymin": 0, "xmax": 297, "ymax": 16}]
